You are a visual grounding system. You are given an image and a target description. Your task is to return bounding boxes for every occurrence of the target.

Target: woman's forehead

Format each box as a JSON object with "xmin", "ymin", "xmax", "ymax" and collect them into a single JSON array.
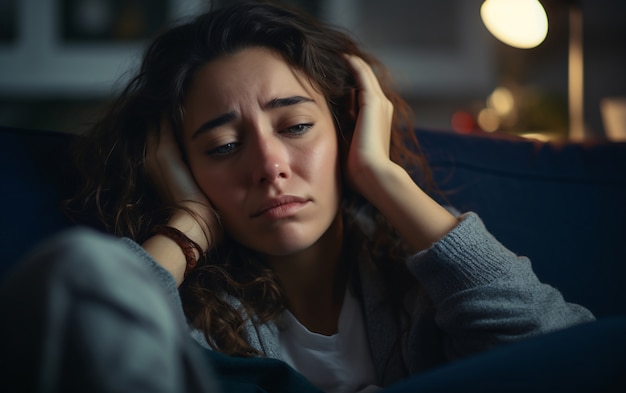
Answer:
[{"xmin": 185, "ymin": 47, "xmax": 324, "ymax": 110}]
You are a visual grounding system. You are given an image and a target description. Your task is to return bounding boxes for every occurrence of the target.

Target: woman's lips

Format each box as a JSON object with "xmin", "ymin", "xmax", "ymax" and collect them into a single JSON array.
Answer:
[{"xmin": 251, "ymin": 196, "xmax": 310, "ymax": 219}]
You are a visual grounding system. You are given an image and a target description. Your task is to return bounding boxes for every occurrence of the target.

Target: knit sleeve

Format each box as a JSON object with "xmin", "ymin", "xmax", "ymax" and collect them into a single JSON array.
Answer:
[
  {"xmin": 118, "ymin": 237, "xmax": 187, "ymax": 320},
  {"xmin": 406, "ymin": 212, "xmax": 595, "ymax": 359}
]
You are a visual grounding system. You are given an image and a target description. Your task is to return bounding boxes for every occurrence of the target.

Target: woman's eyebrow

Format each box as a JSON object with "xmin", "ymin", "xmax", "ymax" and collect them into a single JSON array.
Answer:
[
  {"xmin": 265, "ymin": 95, "xmax": 315, "ymax": 109},
  {"xmin": 192, "ymin": 111, "xmax": 237, "ymax": 139},
  {"xmin": 191, "ymin": 96, "xmax": 314, "ymax": 139}
]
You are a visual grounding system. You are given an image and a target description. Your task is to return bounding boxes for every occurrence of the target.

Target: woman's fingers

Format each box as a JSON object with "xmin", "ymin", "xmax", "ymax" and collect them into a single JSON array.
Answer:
[
  {"xmin": 144, "ymin": 117, "xmax": 221, "ymax": 248},
  {"xmin": 146, "ymin": 118, "xmax": 199, "ymax": 203},
  {"xmin": 343, "ymin": 55, "xmax": 395, "ymax": 189},
  {"xmin": 345, "ymin": 55, "xmax": 387, "ymax": 98}
]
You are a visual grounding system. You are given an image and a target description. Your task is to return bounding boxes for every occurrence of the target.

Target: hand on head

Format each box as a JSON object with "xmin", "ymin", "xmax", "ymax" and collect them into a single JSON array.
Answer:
[
  {"xmin": 343, "ymin": 54, "xmax": 398, "ymax": 199},
  {"xmin": 145, "ymin": 116, "xmax": 221, "ymax": 251}
]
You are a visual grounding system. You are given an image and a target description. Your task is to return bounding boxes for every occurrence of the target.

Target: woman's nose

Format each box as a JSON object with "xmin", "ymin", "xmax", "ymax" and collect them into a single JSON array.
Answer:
[{"xmin": 249, "ymin": 135, "xmax": 290, "ymax": 185}]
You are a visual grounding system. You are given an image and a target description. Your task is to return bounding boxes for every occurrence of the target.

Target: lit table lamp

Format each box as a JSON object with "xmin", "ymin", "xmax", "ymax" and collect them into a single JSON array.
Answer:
[{"xmin": 480, "ymin": 0, "xmax": 585, "ymax": 139}]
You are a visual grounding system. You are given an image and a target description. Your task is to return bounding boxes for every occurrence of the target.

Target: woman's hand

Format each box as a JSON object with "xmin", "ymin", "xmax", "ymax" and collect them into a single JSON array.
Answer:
[
  {"xmin": 143, "ymin": 117, "xmax": 221, "ymax": 284},
  {"xmin": 343, "ymin": 55, "xmax": 458, "ymax": 252},
  {"xmin": 145, "ymin": 118, "xmax": 210, "ymax": 216},
  {"xmin": 344, "ymin": 55, "xmax": 398, "ymax": 196}
]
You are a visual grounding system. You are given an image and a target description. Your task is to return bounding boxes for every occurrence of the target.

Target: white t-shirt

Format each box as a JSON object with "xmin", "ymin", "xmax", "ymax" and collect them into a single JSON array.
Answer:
[{"xmin": 278, "ymin": 288, "xmax": 381, "ymax": 393}]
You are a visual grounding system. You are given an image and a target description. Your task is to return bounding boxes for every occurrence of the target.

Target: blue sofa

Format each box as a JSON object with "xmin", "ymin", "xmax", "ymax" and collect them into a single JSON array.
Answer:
[{"xmin": 1, "ymin": 124, "xmax": 625, "ymax": 391}]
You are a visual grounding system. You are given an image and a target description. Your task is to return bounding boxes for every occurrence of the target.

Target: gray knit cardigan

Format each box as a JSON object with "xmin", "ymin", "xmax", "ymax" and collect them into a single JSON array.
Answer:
[{"xmin": 123, "ymin": 212, "xmax": 595, "ymax": 387}]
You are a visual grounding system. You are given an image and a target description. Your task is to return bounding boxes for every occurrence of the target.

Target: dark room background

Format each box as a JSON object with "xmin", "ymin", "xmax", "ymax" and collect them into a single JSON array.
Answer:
[{"xmin": 1, "ymin": 0, "xmax": 624, "ymax": 140}]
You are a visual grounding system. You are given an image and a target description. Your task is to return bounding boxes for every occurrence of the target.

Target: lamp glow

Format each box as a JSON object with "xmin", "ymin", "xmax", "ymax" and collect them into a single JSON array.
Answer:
[{"xmin": 480, "ymin": 0, "xmax": 548, "ymax": 49}]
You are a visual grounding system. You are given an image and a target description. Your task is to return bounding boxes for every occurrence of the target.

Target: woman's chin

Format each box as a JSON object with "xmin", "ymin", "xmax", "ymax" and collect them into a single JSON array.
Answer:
[{"xmin": 248, "ymin": 236, "xmax": 320, "ymax": 259}]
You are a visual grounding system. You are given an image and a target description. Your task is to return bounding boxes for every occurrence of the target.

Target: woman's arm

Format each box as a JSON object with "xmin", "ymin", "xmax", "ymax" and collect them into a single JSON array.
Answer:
[
  {"xmin": 344, "ymin": 55, "xmax": 458, "ymax": 252},
  {"xmin": 344, "ymin": 56, "xmax": 594, "ymax": 361},
  {"xmin": 141, "ymin": 211, "xmax": 210, "ymax": 286},
  {"xmin": 407, "ymin": 213, "xmax": 595, "ymax": 358}
]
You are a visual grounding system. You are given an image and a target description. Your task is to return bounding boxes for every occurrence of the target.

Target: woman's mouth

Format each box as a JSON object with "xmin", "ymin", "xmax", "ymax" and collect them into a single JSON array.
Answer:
[{"xmin": 251, "ymin": 196, "xmax": 310, "ymax": 219}]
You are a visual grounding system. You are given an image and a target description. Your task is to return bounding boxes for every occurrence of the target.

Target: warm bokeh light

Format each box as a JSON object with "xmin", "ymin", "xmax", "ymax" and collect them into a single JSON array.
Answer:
[
  {"xmin": 480, "ymin": 0, "xmax": 548, "ymax": 49},
  {"xmin": 477, "ymin": 108, "xmax": 500, "ymax": 132},
  {"xmin": 488, "ymin": 86, "xmax": 515, "ymax": 116},
  {"xmin": 520, "ymin": 133, "xmax": 553, "ymax": 141},
  {"xmin": 451, "ymin": 111, "xmax": 475, "ymax": 134}
]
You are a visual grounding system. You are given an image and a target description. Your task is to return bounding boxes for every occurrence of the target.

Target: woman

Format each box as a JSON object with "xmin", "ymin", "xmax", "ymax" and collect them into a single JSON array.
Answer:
[{"xmin": 64, "ymin": 1, "xmax": 593, "ymax": 391}]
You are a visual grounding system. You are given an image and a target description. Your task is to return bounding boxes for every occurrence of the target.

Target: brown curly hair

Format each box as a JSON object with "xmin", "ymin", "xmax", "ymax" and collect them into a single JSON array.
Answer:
[{"xmin": 65, "ymin": 0, "xmax": 435, "ymax": 357}]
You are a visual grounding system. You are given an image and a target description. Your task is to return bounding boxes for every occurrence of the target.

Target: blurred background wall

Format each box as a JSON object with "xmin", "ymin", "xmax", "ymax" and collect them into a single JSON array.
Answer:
[{"xmin": 0, "ymin": 0, "xmax": 624, "ymax": 139}]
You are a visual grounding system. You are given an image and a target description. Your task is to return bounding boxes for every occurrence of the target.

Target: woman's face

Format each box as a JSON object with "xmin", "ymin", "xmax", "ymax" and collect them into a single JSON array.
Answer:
[{"xmin": 182, "ymin": 47, "xmax": 341, "ymax": 257}]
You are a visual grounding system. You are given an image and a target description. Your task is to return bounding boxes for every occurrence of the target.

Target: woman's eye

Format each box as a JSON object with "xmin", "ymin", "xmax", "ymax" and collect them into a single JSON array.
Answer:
[
  {"xmin": 284, "ymin": 123, "xmax": 313, "ymax": 135},
  {"xmin": 206, "ymin": 142, "xmax": 238, "ymax": 156}
]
